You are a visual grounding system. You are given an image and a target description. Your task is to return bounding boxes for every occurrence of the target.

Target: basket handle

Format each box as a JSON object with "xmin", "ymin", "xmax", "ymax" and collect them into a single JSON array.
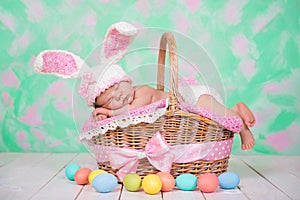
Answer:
[{"xmin": 157, "ymin": 32, "xmax": 179, "ymax": 110}]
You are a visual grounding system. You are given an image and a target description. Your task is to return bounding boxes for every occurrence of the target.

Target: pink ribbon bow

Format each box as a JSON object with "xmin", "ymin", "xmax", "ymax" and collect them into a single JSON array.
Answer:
[{"xmin": 95, "ymin": 132, "xmax": 174, "ymax": 180}]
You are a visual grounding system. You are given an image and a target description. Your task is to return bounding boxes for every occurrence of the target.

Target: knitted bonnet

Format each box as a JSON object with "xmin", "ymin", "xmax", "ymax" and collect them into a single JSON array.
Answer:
[{"xmin": 34, "ymin": 22, "xmax": 137, "ymax": 106}]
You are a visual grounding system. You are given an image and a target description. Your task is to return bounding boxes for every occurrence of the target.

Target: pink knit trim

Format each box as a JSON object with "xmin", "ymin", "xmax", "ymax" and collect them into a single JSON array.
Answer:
[
  {"xmin": 179, "ymin": 102, "xmax": 242, "ymax": 133},
  {"xmin": 42, "ymin": 52, "xmax": 78, "ymax": 76},
  {"xmin": 104, "ymin": 29, "xmax": 131, "ymax": 59}
]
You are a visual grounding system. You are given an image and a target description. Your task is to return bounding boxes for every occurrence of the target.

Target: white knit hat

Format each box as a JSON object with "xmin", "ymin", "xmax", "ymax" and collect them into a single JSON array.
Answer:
[
  {"xmin": 34, "ymin": 22, "xmax": 137, "ymax": 106},
  {"xmin": 78, "ymin": 64, "xmax": 132, "ymax": 106}
]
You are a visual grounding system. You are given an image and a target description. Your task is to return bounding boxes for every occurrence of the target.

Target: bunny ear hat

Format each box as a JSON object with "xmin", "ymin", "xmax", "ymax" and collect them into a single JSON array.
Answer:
[{"xmin": 34, "ymin": 22, "xmax": 137, "ymax": 106}]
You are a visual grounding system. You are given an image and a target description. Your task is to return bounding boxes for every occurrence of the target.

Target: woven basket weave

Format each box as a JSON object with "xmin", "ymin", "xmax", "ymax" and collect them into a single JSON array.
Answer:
[{"xmin": 91, "ymin": 32, "xmax": 234, "ymax": 179}]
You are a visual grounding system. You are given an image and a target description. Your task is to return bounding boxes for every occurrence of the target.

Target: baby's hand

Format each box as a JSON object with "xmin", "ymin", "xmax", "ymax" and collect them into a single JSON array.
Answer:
[
  {"xmin": 94, "ymin": 114, "xmax": 107, "ymax": 121},
  {"xmin": 93, "ymin": 107, "xmax": 112, "ymax": 121}
]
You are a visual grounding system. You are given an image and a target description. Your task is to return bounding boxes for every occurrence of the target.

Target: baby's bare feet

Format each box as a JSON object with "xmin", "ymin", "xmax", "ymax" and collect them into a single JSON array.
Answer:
[
  {"xmin": 232, "ymin": 102, "xmax": 256, "ymax": 150},
  {"xmin": 234, "ymin": 102, "xmax": 256, "ymax": 127},
  {"xmin": 240, "ymin": 125, "xmax": 255, "ymax": 150}
]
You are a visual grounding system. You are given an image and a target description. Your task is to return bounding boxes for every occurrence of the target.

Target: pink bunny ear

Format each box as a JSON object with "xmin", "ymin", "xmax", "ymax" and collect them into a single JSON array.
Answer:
[
  {"xmin": 100, "ymin": 21, "xmax": 137, "ymax": 65},
  {"xmin": 34, "ymin": 50, "xmax": 85, "ymax": 78}
]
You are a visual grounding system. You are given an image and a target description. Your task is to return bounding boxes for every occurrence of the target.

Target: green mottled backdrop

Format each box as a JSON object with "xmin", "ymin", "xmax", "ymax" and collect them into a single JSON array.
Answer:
[{"xmin": 0, "ymin": 0, "xmax": 299, "ymax": 155}]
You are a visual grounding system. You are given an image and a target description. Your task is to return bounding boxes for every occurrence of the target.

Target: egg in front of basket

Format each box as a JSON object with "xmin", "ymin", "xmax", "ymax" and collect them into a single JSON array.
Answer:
[
  {"xmin": 65, "ymin": 163, "xmax": 81, "ymax": 181},
  {"xmin": 218, "ymin": 172, "xmax": 240, "ymax": 189},
  {"xmin": 92, "ymin": 173, "xmax": 118, "ymax": 193},
  {"xmin": 175, "ymin": 174, "xmax": 197, "ymax": 191}
]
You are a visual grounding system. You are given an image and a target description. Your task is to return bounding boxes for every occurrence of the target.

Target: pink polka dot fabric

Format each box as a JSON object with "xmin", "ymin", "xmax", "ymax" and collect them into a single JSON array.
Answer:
[{"xmin": 202, "ymin": 139, "xmax": 233, "ymax": 161}]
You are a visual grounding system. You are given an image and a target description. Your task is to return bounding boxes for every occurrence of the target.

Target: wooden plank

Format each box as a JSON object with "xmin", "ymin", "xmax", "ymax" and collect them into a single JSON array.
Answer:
[
  {"xmin": 76, "ymin": 184, "xmax": 122, "ymax": 200},
  {"xmin": 241, "ymin": 156, "xmax": 300, "ymax": 200},
  {"xmin": 69, "ymin": 153, "xmax": 123, "ymax": 200},
  {"xmin": 0, "ymin": 153, "xmax": 76, "ymax": 200},
  {"xmin": 0, "ymin": 153, "xmax": 23, "ymax": 167},
  {"xmin": 163, "ymin": 188, "xmax": 204, "ymax": 200},
  {"xmin": 31, "ymin": 153, "xmax": 99, "ymax": 200},
  {"xmin": 30, "ymin": 153, "xmax": 94, "ymax": 200},
  {"xmin": 200, "ymin": 157, "xmax": 249, "ymax": 200},
  {"xmin": 203, "ymin": 188, "xmax": 248, "ymax": 200},
  {"xmin": 228, "ymin": 156, "xmax": 290, "ymax": 200},
  {"xmin": 1, "ymin": 153, "xmax": 298, "ymax": 200},
  {"xmin": 120, "ymin": 187, "xmax": 163, "ymax": 200},
  {"xmin": 0, "ymin": 153, "xmax": 51, "ymax": 200}
]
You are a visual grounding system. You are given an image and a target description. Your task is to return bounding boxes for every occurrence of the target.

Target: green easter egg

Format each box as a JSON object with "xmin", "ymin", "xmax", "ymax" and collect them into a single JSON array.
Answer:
[{"xmin": 123, "ymin": 173, "xmax": 142, "ymax": 192}]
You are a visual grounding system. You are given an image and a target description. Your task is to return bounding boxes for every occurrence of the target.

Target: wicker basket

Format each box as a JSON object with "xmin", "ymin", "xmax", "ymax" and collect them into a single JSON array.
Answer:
[{"xmin": 91, "ymin": 32, "xmax": 234, "ymax": 179}]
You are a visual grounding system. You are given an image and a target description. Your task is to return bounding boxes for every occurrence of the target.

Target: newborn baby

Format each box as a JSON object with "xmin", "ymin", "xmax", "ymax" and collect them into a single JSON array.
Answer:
[{"xmin": 92, "ymin": 79, "xmax": 255, "ymax": 150}]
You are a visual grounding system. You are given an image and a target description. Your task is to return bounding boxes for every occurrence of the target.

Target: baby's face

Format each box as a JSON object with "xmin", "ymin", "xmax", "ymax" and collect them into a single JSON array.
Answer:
[{"xmin": 95, "ymin": 81, "xmax": 134, "ymax": 110}]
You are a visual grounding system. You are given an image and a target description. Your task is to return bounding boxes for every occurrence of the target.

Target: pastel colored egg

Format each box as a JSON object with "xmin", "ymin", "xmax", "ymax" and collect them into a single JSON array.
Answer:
[
  {"xmin": 218, "ymin": 172, "xmax": 240, "ymax": 189},
  {"xmin": 142, "ymin": 174, "xmax": 162, "ymax": 195},
  {"xmin": 92, "ymin": 173, "xmax": 118, "ymax": 193},
  {"xmin": 197, "ymin": 173, "xmax": 219, "ymax": 193},
  {"xmin": 175, "ymin": 174, "xmax": 197, "ymax": 191},
  {"xmin": 88, "ymin": 169, "xmax": 106, "ymax": 184},
  {"xmin": 65, "ymin": 163, "xmax": 81, "ymax": 181},
  {"xmin": 156, "ymin": 172, "xmax": 175, "ymax": 192},
  {"xmin": 123, "ymin": 173, "xmax": 142, "ymax": 192},
  {"xmin": 74, "ymin": 168, "xmax": 92, "ymax": 185}
]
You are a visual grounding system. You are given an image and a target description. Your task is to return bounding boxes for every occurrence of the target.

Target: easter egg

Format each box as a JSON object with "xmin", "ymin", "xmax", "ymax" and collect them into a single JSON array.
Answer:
[
  {"xmin": 218, "ymin": 172, "xmax": 240, "ymax": 189},
  {"xmin": 197, "ymin": 173, "xmax": 219, "ymax": 193},
  {"xmin": 175, "ymin": 174, "xmax": 197, "ymax": 191},
  {"xmin": 156, "ymin": 172, "xmax": 175, "ymax": 192},
  {"xmin": 74, "ymin": 168, "xmax": 92, "ymax": 185},
  {"xmin": 123, "ymin": 173, "xmax": 142, "ymax": 192},
  {"xmin": 88, "ymin": 169, "xmax": 106, "ymax": 184},
  {"xmin": 65, "ymin": 163, "xmax": 81, "ymax": 181},
  {"xmin": 142, "ymin": 174, "xmax": 162, "ymax": 195},
  {"xmin": 92, "ymin": 173, "xmax": 118, "ymax": 193}
]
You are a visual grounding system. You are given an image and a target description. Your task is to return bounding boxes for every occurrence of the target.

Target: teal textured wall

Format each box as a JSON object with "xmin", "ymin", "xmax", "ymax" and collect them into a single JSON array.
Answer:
[{"xmin": 0, "ymin": 0, "xmax": 299, "ymax": 154}]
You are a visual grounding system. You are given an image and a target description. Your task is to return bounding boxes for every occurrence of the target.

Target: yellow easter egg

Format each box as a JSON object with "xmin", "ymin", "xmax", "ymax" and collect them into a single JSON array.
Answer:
[
  {"xmin": 88, "ymin": 169, "xmax": 106, "ymax": 184},
  {"xmin": 142, "ymin": 174, "xmax": 162, "ymax": 195}
]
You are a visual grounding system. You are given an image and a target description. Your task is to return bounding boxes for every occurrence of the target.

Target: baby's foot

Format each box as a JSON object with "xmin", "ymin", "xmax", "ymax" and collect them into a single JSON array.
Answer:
[
  {"xmin": 233, "ymin": 102, "xmax": 256, "ymax": 128},
  {"xmin": 240, "ymin": 125, "xmax": 255, "ymax": 150},
  {"xmin": 231, "ymin": 102, "xmax": 255, "ymax": 150}
]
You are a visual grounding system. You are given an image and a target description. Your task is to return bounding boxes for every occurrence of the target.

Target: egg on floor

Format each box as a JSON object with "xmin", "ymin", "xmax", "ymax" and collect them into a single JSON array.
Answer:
[
  {"xmin": 156, "ymin": 172, "xmax": 175, "ymax": 192},
  {"xmin": 218, "ymin": 172, "xmax": 240, "ymax": 189},
  {"xmin": 88, "ymin": 169, "xmax": 106, "ymax": 184},
  {"xmin": 123, "ymin": 173, "xmax": 142, "ymax": 192},
  {"xmin": 74, "ymin": 168, "xmax": 92, "ymax": 185},
  {"xmin": 92, "ymin": 173, "xmax": 118, "ymax": 193},
  {"xmin": 197, "ymin": 173, "xmax": 219, "ymax": 193},
  {"xmin": 142, "ymin": 174, "xmax": 162, "ymax": 195},
  {"xmin": 65, "ymin": 163, "xmax": 81, "ymax": 181},
  {"xmin": 175, "ymin": 173, "xmax": 197, "ymax": 191}
]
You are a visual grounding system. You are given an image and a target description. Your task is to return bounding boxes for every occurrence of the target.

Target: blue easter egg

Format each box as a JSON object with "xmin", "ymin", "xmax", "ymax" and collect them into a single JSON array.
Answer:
[
  {"xmin": 65, "ymin": 163, "xmax": 81, "ymax": 181},
  {"xmin": 218, "ymin": 172, "xmax": 240, "ymax": 189},
  {"xmin": 175, "ymin": 174, "xmax": 197, "ymax": 191},
  {"xmin": 92, "ymin": 173, "xmax": 118, "ymax": 193}
]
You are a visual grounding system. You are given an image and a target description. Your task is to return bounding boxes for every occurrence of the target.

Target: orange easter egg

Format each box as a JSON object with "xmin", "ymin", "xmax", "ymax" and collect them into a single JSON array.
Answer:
[
  {"xmin": 74, "ymin": 168, "xmax": 92, "ymax": 185},
  {"xmin": 197, "ymin": 173, "xmax": 219, "ymax": 193},
  {"xmin": 156, "ymin": 172, "xmax": 175, "ymax": 192}
]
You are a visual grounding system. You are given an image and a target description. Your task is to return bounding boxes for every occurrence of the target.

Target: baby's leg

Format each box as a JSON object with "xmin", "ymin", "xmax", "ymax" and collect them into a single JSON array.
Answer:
[{"xmin": 196, "ymin": 94, "xmax": 255, "ymax": 150}]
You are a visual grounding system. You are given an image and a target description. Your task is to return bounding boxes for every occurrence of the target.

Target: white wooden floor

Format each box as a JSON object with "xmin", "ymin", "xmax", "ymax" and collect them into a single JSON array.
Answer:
[{"xmin": 0, "ymin": 153, "xmax": 299, "ymax": 200}]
